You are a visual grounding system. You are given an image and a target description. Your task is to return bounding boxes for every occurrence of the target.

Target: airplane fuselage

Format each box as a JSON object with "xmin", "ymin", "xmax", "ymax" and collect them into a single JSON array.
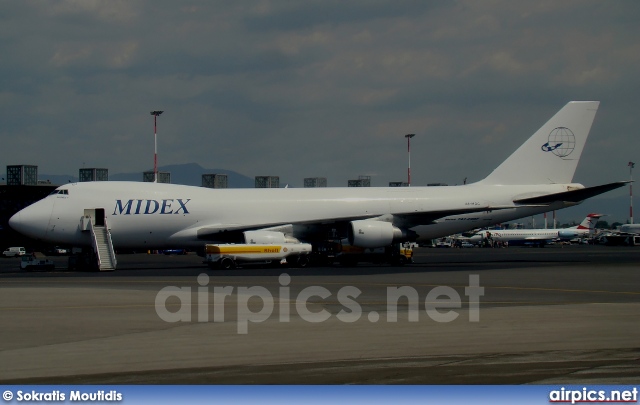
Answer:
[
  {"xmin": 8, "ymin": 102, "xmax": 627, "ymax": 260},
  {"xmin": 10, "ymin": 181, "xmax": 580, "ymax": 249},
  {"xmin": 467, "ymin": 228, "xmax": 587, "ymax": 244}
]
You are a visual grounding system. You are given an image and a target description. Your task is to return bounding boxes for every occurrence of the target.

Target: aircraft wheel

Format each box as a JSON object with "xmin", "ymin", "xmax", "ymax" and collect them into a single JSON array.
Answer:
[
  {"xmin": 219, "ymin": 257, "xmax": 235, "ymax": 269},
  {"xmin": 339, "ymin": 257, "xmax": 358, "ymax": 267},
  {"xmin": 395, "ymin": 256, "xmax": 408, "ymax": 266},
  {"xmin": 296, "ymin": 255, "xmax": 310, "ymax": 268}
]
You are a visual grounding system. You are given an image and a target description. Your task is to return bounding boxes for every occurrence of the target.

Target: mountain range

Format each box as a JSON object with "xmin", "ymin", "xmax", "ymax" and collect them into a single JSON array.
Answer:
[{"xmin": 24, "ymin": 163, "xmax": 255, "ymax": 188}]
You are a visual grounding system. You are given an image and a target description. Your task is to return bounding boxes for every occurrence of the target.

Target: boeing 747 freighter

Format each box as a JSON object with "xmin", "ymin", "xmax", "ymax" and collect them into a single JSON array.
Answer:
[{"xmin": 9, "ymin": 101, "xmax": 626, "ymax": 269}]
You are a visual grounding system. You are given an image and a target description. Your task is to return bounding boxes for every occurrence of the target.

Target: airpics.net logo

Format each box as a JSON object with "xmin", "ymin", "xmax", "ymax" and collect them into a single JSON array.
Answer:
[
  {"xmin": 154, "ymin": 273, "xmax": 485, "ymax": 334},
  {"xmin": 549, "ymin": 387, "xmax": 638, "ymax": 404}
]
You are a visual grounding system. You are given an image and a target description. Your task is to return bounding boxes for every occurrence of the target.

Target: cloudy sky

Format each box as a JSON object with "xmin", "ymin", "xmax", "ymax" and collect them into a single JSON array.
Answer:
[{"xmin": 2, "ymin": 1, "xmax": 639, "ymax": 197}]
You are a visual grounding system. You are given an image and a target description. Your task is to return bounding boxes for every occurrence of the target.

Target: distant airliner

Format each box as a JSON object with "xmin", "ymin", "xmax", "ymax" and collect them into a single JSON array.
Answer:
[
  {"xmin": 619, "ymin": 224, "xmax": 640, "ymax": 234},
  {"xmin": 466, "ymin": 213, "xmax": 604, "ymax": 246},
  {"xmin": 9, "ymin": 101, "xmax": 626, "ymax": 269}
]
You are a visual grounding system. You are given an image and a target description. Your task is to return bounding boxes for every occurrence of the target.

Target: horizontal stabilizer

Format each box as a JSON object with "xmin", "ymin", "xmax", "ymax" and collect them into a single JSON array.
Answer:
[{"xmin": 513, "ymin": 181, "xmax": 629, "ymax": 205}]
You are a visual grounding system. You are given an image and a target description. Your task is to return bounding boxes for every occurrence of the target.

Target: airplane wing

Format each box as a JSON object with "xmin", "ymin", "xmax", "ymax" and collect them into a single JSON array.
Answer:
[
  {"xmin": 392, "ymin": 205, "xmax": 517, "ymax": 227},
  {"xmin": 174, "ymin": 204, "xmax": 518, "ymax": 242},
  {"xmin": 168, "ymin": 214, "xmax": 381, "ymax": 242},
  {"xmin": 514, "ymin": 181, "xmax": 629, "ymax": 205},
  {"xmin": 192, "ymin": 214, "xmax": 379, "ymax": 240}
]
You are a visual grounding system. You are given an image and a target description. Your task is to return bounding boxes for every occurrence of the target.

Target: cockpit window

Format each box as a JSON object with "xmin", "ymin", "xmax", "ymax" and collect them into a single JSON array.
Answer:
[{"xmin": 49, "ymin": 189, "xmax": 69, "ymax": 195}]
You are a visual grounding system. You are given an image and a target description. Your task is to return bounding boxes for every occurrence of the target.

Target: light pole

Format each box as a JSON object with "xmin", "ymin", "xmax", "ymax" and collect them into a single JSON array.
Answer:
[
  {"xmin": 405, "ymin": 134, "xmax": 415, "ymax": 186},
  {"xmin": 629, "ymin": 161, "xmax": 635, "ymax": 224},
  {"xmin": 150, "ymin": 111, "xmax": 163, "ymax": 183}
]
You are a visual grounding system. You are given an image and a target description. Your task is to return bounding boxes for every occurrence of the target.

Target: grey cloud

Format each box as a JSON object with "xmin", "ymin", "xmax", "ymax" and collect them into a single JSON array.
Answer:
[{"xmin": 1, "ymin": 0, "xmax": 639, "ymax": 222}]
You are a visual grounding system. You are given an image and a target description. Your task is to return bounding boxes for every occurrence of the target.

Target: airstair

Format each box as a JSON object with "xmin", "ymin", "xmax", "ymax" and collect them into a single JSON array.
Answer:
[{"xmin": 82, "ymin": 209, "xmax": 117, "ymax": 271}]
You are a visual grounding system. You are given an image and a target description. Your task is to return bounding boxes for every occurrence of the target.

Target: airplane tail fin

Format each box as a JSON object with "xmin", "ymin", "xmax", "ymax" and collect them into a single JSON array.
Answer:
[
  {"xmin": 479, "ymin": 101, "xmax": 599, "ymax": 185},
  {"xmin": 576, "ymin": 213, "xmax": 604, "ymax": 230}
]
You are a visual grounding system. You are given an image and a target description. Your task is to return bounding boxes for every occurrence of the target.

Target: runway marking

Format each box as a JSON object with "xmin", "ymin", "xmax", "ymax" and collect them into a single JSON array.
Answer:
[
  {"xmin": 1, "ymin": 278, "xmax": 640, "ymax": 296},
  {"xmin": 0, "ymin": 301, "xmax": 636, "ymax": 311},
  {"xmin": 284, "ymin": 281, "xmax": 640, "ymax": 296},
  {"xmin": 0, "ymin": 304, "xmax": 158, "ymax": 310},
  {"xmin": 364, "ymin": 283, "xmax": 640, "ymax": 296},
  {"xmin": 480, "ymin": 285, "xmax": 640, "ymax": 295}
]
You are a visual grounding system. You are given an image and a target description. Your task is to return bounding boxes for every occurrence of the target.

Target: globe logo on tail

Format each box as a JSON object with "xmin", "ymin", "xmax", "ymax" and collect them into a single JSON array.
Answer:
[{"xmin": 541, "ymin": 127, "xmax": 575, "ymax": 157}]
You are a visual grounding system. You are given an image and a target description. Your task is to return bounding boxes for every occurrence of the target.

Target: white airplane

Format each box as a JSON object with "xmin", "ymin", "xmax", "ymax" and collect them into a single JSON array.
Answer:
[
  {"xmin": 466, "ymin": 213, "xmax": 604, "ymax": 245},
  {"xmin": 9, "ymin": 101, "xmax": 627, "ymax": 269},
  {"xmin": 619, "ymin": 224, "xmax": 640, "ymax": 234}
]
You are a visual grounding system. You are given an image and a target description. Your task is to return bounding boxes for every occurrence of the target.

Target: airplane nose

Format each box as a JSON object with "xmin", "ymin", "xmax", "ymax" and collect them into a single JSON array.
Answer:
[{"xmin": 9, "ymin": 203, "xmax": 52, "ymax": 241}]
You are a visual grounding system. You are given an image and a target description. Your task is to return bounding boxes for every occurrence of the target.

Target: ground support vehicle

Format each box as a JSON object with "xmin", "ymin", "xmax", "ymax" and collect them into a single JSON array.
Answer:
[
  {"xmin": 3, "ymin": 247, "xmax": 26, "ymax": 257},
  {"xmin": 599, "ymin": 234, "xmax": 640, "ymax": 246},
  {"xmin": 67, "ymin": 248, "xmax": 99, "ymax": 271},
  {"xmin": 205, "ymin": 243, "xmax": 313, "ymax": 269},
  {"xmin": 313, "ymin": 240, "xmax": 413, "ymax": 267},
  {"xmin": 21, "ymin": 253, "xmax": 54, "ymax": 271}
]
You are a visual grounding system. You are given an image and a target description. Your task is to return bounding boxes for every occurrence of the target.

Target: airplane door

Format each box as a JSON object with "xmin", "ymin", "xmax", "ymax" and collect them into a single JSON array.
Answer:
[
  {"xmin": 82, "ymin": 208, "xmax": 106, "ymax": 230},
  {"xmin": 95, "ymin": 208, "xmax": 105, "ymax": 226}
]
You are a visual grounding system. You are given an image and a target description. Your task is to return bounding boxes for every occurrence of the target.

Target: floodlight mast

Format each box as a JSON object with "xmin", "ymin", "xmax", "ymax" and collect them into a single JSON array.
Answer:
[
  {"xmin": 150, "ymin": 111, "xmax": 163, "ymax": 183},
  {"xmin": 405, "ymin": 134, "xmax": 415, "ymax": 186},
  {"xmin": 630, "ymin": 161, "xmax": 635, "ymax": 224}
]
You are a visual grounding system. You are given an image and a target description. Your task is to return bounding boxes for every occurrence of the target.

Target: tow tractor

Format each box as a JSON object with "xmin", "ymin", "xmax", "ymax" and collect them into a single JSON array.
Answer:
[
  {"xmin": 315, "ymin": 239, "xmax": 414, "ymax": 266},
  {"xmin": 20, "ymin": 253, "xmax": 55, "ymax": 271}
]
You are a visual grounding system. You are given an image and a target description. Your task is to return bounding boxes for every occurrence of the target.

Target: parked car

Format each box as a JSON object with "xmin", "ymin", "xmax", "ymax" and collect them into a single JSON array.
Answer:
[
  {"xmin": 163, "ymin": 249, "xmax": 187, "ymax": 255},
  {"xmin": 45, "ymin": 246, "xmax": 70, "ymax": 256},
  {"xmin": 54, "ymin": 247, "xmax": 69, "ymax": 255},
  {"xmin": 435, "ymin": 239, "xmax": 452, "ymax": 248},
  {"xmin": 2, "ymin": 247, "xmax": 26, "ymax": 257}
]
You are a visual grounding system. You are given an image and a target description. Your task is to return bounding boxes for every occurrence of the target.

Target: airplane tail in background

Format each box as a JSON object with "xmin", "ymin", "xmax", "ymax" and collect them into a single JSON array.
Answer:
[
  {"xmin": 480, "ymin": 101, "xmax": 599, "ymax": 185},
  {"xmin": 575, "ymin": 213, "xmax": 604, "ymax": 230}
]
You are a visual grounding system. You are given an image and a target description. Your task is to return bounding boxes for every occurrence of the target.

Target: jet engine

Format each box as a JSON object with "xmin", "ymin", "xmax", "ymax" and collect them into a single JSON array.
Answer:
[{"xmin": 348, "ymin": 220, "xmax": 411, "ymax": 248}]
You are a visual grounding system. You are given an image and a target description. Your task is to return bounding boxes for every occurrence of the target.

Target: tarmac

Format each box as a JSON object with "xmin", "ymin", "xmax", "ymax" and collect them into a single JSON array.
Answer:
[{"xmin": 0, "ymin": 245, "xmax": 639, "ymax": 384}]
